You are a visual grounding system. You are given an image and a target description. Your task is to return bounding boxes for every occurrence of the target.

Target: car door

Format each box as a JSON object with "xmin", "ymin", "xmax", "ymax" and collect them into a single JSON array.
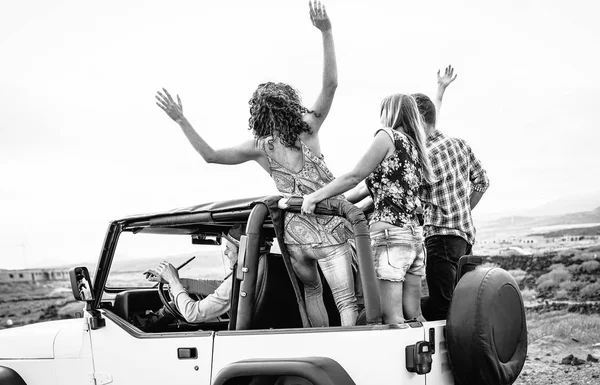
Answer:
[{"xmin": 88, "ymin": 311, "xmax": 214, "ymax": 385}]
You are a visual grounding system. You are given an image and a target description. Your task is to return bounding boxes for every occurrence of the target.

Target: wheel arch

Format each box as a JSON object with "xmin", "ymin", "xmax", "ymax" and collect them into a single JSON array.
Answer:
[
  {"xmin": 0, "ymin": 366, "xmax": 27, "ymax": 385},
  {"xmin": 212, "ymin": 357, "xmax": 356, "ymax": 385}
]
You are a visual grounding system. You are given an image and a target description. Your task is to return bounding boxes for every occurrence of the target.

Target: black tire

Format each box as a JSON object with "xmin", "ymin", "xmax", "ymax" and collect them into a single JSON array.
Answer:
[{"xmin": 446, "ymin": 267, "xmax": 527, "ymax": 385}]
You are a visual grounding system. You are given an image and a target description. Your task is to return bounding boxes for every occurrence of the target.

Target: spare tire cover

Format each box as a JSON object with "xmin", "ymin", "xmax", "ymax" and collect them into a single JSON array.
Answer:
[{"xmin": 447, "ymin": 267, "xmax": 527, "ymax": 385}]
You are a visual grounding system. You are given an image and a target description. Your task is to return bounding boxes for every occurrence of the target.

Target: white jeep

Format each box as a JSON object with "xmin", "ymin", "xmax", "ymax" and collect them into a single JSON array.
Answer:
[{"xmin": 0, "ymin": 196, "xmax": 528, "ymax": 385}]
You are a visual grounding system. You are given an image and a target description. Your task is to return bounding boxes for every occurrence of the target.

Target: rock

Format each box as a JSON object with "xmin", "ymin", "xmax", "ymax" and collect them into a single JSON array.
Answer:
[
  {"xmin": 535, "ymin": 357, "xmax": 541, "ymax": 361},
  {"xmin": 5, "ymin": 319, "xmax": 13, "ymax": 327},
  {"xmin": 571, "ymin": 357, "xmax": 586, "ymax": 366},
  {"xmin": 546, "ymin": 353, "xmax": 552, "ymax": 356},
  {"xmin": 561, "ymin": 354, "xmax": 574, "ymax": 365},
  {"xmin": 587, "ymin": 354, "xmax": 599, "ymax": 363},
  {"xmin": 571, "ymin": 338, "xmax": 580, "ymax": 342}
]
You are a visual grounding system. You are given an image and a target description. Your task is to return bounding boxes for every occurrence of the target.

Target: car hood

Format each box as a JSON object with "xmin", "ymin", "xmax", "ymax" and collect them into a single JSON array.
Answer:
[{"xmin": 0, "ymin": 319, "xmax": 84, "ymax": 359}]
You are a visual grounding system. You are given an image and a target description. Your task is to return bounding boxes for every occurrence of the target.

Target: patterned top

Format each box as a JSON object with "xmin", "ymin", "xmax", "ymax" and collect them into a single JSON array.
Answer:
[
  {"xmin": 263, "ymin": 140, "xmax": 353, "ymax": 246},
  {"xmin": 365, "ymin": 128, "xmax": 423, "ymax": 228},
  {"xmin": 419, "ymin": 129, "xmax": 489, "ymax": 245}
]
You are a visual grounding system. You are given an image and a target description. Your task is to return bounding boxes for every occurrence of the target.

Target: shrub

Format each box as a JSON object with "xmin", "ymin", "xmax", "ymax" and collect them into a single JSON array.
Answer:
[
  {"xmin": 538, "ymin": 280, "xmax": 559, "ymax": 291},
  {"xmin": 580, "ymin": 260, "xmax": 600, "ymax": 273},
  {"xmin": 559, "ymin": 280, "xmax": 586, "ymax": 292},
  {"xmin": 573, "ymin": 252, "xmax": 597, "ymax": 262},
  {"xmin": 579, "ymin": 282, "xmax": 600, "ymax": 301},
  {"xmin": 508, "ymin": 269, "xmax": 527, "ymax": 284},
  {"xmin": 536, "ymin": 266, "xmax": 572, "ymax": 292},
  {"xmin": 558, "ymin": 249, "xmax": 576, "ymax": 258},
  {"xmin": 520, "ymin": 287, "xmax": 537, "ymax": 302},
  {"xmin": 554, "ymin": 289, "xmax": 569, "ymax": 300},
  {"xmin": 482, "ymin": 262, "xmax": 499, "ymax": 269},
  {"xmin": 549, "ymin": 263, "xmax": 566, "ymax": 271}
]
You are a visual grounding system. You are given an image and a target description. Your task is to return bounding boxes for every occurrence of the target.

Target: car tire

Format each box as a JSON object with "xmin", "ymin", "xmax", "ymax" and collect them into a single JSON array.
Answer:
[{"xmin": 446, "ymin": 267, "xmax": 527, "ymax": 385}]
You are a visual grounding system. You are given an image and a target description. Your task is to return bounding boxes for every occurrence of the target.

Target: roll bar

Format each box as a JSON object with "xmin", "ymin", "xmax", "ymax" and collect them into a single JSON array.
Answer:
[
  {"xmin": 283, "ymin": 197, "xmax": 382, "ymax": 325},
  {"xmin": 236, "ymin": 197, "xmax": 382, "ymax": 329}
]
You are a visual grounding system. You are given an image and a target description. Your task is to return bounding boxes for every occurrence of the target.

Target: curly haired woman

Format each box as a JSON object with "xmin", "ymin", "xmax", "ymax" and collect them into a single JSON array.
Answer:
[
  {"xmin": 302, "ymin": 94, "xmax": 435, "ymax": 324},
  {"xmin": 155, "ymin": 1, "xmax": 358, "ymax": 327}
]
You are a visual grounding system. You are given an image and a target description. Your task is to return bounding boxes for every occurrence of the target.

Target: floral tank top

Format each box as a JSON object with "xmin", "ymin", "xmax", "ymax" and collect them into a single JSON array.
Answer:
[
  {"xmin": 263, "ymin": 140, "xmax": 353, "ymax": 246},
  {"xmin": 365, "ymin": 128, "xmax": 423, "ymax": 228}
]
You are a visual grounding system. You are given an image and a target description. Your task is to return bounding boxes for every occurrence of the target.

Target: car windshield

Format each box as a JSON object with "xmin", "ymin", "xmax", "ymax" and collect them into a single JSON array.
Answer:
[{"xmin": 106, "ymin": 231, "xmax": 229, "ymax": 288}]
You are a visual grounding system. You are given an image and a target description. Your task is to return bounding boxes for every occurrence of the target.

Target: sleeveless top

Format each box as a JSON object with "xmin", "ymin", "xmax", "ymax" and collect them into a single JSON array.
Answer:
[
  {"xmin": 365, "ymin": 128, "xmax": 423, "ymax": 228},
  {"xmin": 263, "ymin": 139, "xmax": 353, "ymax": 246}
]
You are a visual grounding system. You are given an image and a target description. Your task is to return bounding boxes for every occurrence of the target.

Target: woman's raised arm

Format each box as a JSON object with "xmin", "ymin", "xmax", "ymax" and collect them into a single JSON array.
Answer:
[
  {"xmin": 156, "ymin": 88, "xmax": 267, "ymax": 169},
  {"xmin": 304, "ymin": 1, "xmax": 338, "ymax": 133}
]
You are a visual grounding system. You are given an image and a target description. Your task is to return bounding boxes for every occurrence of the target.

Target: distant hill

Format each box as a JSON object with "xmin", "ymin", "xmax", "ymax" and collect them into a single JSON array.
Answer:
[
  {"xmin": 474, "ymin": 191, "xmax": 600, "ymax": 222},
  {"xmin": 521, "ymin": 191, "xmax": 600, "ymax": 217},
  {"xmin": 478, "ymin": 206, "xmax": 600, "ymax": 239},
  {"xmin": 528, "ymin": 225, "xmax": 600, "ymax": 238},
  {"xmin": 481, "ymin": 206, "xmax": 600, "ymax": 229}
]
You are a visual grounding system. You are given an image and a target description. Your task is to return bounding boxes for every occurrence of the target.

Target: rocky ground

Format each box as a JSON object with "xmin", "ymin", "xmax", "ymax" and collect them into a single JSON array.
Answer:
[
  {"xmin": 515, "ymin": 344, "xmax": 600, "ymax": 385},
  {"xmin": 514, "ymin": 310, "xmax": 600, "ymax": 385},
  {"xmin": 0, "ymin": 281, "xmax": 82, "ymax": 329}
]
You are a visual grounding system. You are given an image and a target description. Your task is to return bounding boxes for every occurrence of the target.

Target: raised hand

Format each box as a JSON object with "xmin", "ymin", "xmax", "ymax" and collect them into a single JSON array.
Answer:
[
  {"xmin": 309, "ymin": 1, "xmax": 331, "ymax": 32},
  {"xmin": 437, "ymin": 65, "xmax": 458, "ymax": 89},
  {"xmin": 156, "ymin": 88, "xmax": 185, "ymax": 123}
]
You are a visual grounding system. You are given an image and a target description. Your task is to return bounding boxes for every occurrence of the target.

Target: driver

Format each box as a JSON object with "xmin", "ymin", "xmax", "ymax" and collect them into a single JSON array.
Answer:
[{"xmin": 143, "ymin": 224, "xmax": 248, "ymax": 323}]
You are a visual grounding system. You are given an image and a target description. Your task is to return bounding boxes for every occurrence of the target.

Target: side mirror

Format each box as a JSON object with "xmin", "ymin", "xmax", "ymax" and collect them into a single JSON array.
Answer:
[{"xmin": 69, "ymin": 267, "xmax": 94, "ymax": 302}]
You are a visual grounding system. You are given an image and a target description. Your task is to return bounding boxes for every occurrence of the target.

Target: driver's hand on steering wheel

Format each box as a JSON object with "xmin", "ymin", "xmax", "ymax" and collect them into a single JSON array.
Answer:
[{"xmin": 143, "ymin": 261, "xmax": 180, "ymax": 285}]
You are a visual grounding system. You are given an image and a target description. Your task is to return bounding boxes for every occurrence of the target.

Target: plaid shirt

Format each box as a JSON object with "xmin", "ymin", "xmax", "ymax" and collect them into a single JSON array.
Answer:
[{"xmin": 420, "ymin": 130, "xmax": 489, "ymax": 245}]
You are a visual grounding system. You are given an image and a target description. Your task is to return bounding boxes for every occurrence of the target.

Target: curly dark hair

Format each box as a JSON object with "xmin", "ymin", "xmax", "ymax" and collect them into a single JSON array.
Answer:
[{"xmin": 248, "ymin": 82, "xmax": 318, "ymax": 150}]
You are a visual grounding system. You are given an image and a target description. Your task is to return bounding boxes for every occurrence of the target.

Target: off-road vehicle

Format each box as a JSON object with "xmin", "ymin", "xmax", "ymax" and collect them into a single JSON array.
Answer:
[{"xmin": 0, "ymin": 196, "xmax": 527, "ymax": 385}]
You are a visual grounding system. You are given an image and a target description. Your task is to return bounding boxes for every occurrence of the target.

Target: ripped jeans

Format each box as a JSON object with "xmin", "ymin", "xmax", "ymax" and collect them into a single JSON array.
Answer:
[{"xmin": 287, "ymin": 242, "xmax": 359, "ymax": 327}]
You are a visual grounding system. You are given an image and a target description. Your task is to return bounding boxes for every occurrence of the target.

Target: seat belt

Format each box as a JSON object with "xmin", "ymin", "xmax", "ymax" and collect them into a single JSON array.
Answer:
[{"xmin": 261, "ymin": 196, "xmax": 312, "ymax": 328}]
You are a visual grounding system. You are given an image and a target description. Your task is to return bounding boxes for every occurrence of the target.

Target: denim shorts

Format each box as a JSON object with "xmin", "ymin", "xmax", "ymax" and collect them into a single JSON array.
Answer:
[{"xmin": 370, "ymin": 226, "xmax": 425, "ymax": 282}]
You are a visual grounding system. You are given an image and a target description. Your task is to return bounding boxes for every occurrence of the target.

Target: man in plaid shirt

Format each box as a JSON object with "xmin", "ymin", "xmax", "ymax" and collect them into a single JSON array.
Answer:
[{"xmin": 413, "ymin": 66, "xmax": 490, "ymax": 321}]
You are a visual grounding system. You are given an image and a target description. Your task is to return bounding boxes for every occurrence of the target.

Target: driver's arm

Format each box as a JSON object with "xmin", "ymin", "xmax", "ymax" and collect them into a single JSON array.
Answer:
[
  {"xmin": 170, "ymin": 278, "xmax": 232, "ymax": 323},
  {"xmin": 180, "ymin": 278, "xmax": 223, "ymax": 296}
]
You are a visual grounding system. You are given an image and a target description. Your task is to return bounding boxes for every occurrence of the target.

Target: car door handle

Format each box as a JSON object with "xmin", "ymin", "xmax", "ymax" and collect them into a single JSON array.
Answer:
[{"xmin": 177, "ymin": 347, "xmax": 198, "ymax": 359}]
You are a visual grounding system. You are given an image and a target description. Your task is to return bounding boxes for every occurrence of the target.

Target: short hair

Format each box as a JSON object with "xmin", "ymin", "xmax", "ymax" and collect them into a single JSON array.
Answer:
[{"xmin": 411, "ymin": 93, "xmax": 436, "ymax": 127}]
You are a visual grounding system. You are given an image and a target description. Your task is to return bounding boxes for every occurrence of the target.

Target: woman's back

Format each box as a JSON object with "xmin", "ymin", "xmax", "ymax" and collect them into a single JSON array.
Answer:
[
  {"xmin": 365, "ymin": 128, "xmax": 423, "ymax": 230},
  {"xmin": 261, "ymin": 137, "xmax": 352, "ymax": 246}
]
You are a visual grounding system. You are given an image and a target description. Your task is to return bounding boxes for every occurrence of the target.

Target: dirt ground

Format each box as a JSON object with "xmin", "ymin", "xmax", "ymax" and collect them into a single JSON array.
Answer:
[
  {"xmin": 515, "ymin": 343, "xmax": 600, "ymax": 385},
  {"xmin": 514, "ymin": 311, "xmax": 600, "ymax": 385},
  {"xmin": 0, "ymin": 281, "xmax": 82, "ymax": 329}
]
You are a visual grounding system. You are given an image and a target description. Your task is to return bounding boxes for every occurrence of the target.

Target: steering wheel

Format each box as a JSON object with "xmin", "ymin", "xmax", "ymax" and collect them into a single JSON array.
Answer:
[
  {"xmin": 157, "ymin": 282, "xmax": 188, "ymax": 323},
  {"xmin": 157, "ymin": 282, "xmax": 211, "ymax": 324}
]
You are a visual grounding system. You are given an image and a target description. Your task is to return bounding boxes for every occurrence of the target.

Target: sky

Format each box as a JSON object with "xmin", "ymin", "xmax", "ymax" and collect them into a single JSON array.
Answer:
[{"xmin": 1, "ymin": 0, "xmax": 599, "ymax": 269}]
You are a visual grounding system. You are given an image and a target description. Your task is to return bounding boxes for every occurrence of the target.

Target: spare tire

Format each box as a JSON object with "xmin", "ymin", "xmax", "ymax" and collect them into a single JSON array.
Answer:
[{"xmin": 446, "ymin": 267, "xmax": 527, "ymax": 385}]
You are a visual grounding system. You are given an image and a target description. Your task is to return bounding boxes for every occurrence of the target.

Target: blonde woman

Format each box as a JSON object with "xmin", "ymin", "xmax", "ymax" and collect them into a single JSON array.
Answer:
[{"xmin": 302, "ymin": 94, "xmax": 434, "ymax": 324}]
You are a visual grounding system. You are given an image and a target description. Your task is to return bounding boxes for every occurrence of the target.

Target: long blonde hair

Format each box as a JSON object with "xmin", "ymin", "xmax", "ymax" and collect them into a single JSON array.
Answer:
[{"xmin": 380, "ymin": 94, "xmax": 435, "ymax": 183}]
